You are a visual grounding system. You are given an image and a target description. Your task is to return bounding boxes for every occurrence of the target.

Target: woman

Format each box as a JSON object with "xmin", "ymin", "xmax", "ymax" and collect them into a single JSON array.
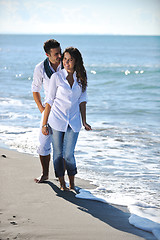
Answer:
[{"xmin": 42, "ymin": 47, "xmax": 91, "ymax": 190}]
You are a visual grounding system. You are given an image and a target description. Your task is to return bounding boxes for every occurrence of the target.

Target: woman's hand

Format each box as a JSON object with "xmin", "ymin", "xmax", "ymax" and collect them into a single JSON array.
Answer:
[
  {"xmin": 42, "ymin": 125, "xmax": 49, "ymax": 135},
  {"xmin": 83, "ymin": 122, "xmax": 92, "ymax": 131}
]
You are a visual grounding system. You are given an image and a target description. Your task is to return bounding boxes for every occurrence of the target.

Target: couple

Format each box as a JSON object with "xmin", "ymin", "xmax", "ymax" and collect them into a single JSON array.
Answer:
[{"xmin": 32, "ymin": 39, "xmax": 91, "ymax": 191}]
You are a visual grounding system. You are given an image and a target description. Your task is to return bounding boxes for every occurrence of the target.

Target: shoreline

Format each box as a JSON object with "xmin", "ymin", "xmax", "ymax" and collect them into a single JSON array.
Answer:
[{"xmin": 0, "ymin": 147, "xmax": 156, "ymax": 240}]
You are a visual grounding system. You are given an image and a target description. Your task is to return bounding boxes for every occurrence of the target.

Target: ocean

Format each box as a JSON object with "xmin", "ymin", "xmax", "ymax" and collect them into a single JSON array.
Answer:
[{"xmin": 0, "ymin": 34, "xmax": 160, "ymax": 239}]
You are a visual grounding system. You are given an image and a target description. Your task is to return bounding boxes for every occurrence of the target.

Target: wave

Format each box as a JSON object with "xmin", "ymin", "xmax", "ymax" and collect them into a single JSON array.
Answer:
[
  {"xmin": 0, "ymin": 125, "xmax": 39, "ymax": 155},
  {"xmin": 90, "ymin": 69, "xmax": 147, "ymax": 76},
  {"xmin": 88, "ymin": 67, "xmax": 160, "ymax": 78},
  {"xmin": 0, "ymin": 97, "xmax": 24, "ymax": 106},
  {"xmin": 75, "ymin": 188, "xmax": 160, "ymax": 240},
  {"xmin": 0, "ymin": 122, "xmax": 159, "ymax": 239},
  {"xmin": 86, "ymin": 63, "xmax": 160, "ymax": 68},
  {"xmin": 0, "ymin": 112, "xmax": 39, "ymax": 121}
]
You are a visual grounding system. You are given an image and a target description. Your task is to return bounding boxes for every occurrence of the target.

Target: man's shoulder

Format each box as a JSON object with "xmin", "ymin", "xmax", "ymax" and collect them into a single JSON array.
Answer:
[{"xmin": 34, "ymin": 60, "xmax": 45, "ymax": 72}]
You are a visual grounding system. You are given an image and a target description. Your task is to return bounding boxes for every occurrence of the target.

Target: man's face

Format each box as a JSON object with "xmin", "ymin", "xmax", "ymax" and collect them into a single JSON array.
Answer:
[{"xmin": 46, "ymin": 47, "xmax": 61, "ymax": 65}]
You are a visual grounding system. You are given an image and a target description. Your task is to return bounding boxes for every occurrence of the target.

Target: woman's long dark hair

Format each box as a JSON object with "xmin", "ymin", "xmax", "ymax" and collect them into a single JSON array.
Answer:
[{"xmin": 62, "ymin": 47, "xmax": 87, "ymax": 92}]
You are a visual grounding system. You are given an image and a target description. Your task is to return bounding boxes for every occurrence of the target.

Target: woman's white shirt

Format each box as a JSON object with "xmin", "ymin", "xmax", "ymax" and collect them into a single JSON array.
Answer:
[{"xmin": 46, "ymin": 68, "xmax": 87, "ymax": 132}]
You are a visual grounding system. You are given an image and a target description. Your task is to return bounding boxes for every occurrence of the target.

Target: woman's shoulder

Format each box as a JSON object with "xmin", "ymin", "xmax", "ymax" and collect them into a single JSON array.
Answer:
[
  {"xmin": 53, "ymin": 69, "xmax": 65, "ymax": 78},
  {"xmin": 50, "ymin": 69, "xmax": 65, "ymax": 85},
  {"xmin": 58, "ymin": 68, "xmax": 66, "ymax": 76},
  {"xmin": 50, "ymin": 70, "xmax": 60, "ymax": 80}
]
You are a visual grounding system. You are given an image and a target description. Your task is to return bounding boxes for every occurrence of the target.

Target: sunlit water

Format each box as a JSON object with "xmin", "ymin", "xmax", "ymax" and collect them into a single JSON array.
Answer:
[{"xmin": 0, "ymin": 34, "xmax": 160, "ymax": 239}]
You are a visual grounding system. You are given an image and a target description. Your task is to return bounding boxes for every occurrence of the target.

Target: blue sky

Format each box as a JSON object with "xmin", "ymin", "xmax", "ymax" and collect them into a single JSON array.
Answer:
[{"xmin": 0, "ymin": 0, "xmax": 160, "ymax": 35}]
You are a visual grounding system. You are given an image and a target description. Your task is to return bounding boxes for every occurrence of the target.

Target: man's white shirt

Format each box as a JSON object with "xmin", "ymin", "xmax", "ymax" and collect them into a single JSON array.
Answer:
[{"xmin": 32, "ymin": 60, "xmax": 61, "ymax": 105}]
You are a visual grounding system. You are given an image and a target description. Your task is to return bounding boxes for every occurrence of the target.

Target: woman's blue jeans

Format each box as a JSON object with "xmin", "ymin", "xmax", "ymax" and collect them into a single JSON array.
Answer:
[{"xmin": 51, "ymin": 125, "xmax": 79, "ymax": 177}]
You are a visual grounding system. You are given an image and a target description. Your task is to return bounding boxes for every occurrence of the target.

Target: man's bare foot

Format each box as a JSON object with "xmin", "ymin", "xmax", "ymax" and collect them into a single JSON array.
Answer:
[{"xmin": 34, "ymin": 175, "xmax": 48, "ymax": 183}]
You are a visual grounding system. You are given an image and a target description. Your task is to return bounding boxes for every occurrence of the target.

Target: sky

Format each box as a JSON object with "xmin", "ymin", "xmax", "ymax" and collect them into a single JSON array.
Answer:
[{"xmin": 0, "ymin": 0, "xmax": 160, "ymax": 35}]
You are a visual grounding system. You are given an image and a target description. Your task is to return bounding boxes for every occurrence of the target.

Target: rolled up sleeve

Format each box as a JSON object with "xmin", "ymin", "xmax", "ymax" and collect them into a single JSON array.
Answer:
[
  {"xmin": 32, "ymin": 65, "xmax": 43, "ymax": 92},
  {"xmin": 79, "ymin": 89, "xmax": 87, "ymax": 104},
  {"xmin": 46, "ymin": 73, "xmax": 58, "ymax": 107}
]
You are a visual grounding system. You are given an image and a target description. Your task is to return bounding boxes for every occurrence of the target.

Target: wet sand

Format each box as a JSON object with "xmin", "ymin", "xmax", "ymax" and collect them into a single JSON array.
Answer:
[{"xmin": 0, "ymin": 148, "xmax": 156, "ymax": 240}]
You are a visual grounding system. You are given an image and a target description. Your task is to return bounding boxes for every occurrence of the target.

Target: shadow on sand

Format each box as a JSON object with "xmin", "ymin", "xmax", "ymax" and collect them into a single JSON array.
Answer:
[{"xmin": 44, "ymin": 180, "xmax": 155, "ymax": 240}]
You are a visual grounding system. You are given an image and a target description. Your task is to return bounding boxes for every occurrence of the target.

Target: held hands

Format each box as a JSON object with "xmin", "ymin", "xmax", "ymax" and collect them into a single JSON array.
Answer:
[
  {"xmin": 40, "ymin": 106, "xmax": 45, "ymax": 113},
  {"xmin": 83, "ymin": 122, "xmax": 92, "ymax": 131},
  {"xmin": 42, "ymin": 124, "xmax": 49, "ymax": 135}
]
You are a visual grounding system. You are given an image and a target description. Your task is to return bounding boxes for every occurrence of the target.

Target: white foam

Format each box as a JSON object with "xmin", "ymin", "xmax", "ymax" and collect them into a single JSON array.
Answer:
[
  {"xmin": 76, "ymin": 189, "xmax": 106, "ymax": 203},
  {"xmin": 121, "ymin": 69, "xmax": 144, "ymax": 75},
  {"xmin": 125, "ymin": 70, "xmax": 130, "ymax": 75},
  {"xmin": 129, "ymin": 203, "xmax": 160, "ymax": 223},
  {"xmin": 0, "ymin": 125, "xmax": 39, "ymax": 155},
  {"xmin": 76, "ymin": 187, "xmax": 160, "ymax": 239},
  {"xmin": 87, "ymin": 63, "xmax": 160, "ymax": 68},
  {"xmin": 91, "ymin": 70, "xmax": 96, "ymax": 74},
  {"xmin": 15, "ymin": 73, "xmax": 22, "ymax": 77},
  {"xmin": 0, "ymin": 112, "xmax": 38, "ymax": 120},
  {"xmin": 129, "ymin": 214, "xmax": 160, "ymax": 239},
  {"xmin": 0, "ymin": 97, "xmax": 23, "ymax": 106}
]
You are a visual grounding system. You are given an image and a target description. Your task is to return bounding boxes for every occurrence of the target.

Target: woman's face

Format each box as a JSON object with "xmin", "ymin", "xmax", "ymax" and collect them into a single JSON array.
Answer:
[{"xmin": 63, "ymin": 52, "xmax": 75, "ymax": 73}]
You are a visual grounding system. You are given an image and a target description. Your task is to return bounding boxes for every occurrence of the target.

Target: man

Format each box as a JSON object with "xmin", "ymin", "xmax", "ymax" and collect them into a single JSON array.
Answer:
[{"xmin": 32, "ymin": 39, "xmax": 62, "ymax": 183}]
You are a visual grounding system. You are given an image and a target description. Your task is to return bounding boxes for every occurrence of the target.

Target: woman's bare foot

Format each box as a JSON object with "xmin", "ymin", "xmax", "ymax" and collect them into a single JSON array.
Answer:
[
  {"xmin": 69, "ymin": 185, "xmax": 75, "ymax": 190},
  {"xmin": 34, "ymin": 174, "xmax": 48, "ymax": 183},
  {"xmin": 68, "ymin": 175, "xmax": 75, "ymax": 190},
  {"xmin": 60, "ymin": 185, "xmax": 69, "ymax": 191},
  {"xmin": 59, "ymin": 176, "xmax": 69, "ymax": 191}
]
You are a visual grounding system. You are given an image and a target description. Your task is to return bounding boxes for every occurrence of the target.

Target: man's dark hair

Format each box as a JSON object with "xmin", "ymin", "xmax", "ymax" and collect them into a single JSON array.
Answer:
[{"xmin": 43, "ymin": 39, "xmax": 60, "ymax": 54}]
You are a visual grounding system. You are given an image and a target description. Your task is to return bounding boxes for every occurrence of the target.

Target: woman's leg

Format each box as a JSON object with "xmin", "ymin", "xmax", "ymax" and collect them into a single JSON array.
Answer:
[
  {"xmin": 63, "ymin": 125, "xmax": 79, "ymax": 189},
  {"xmin": 51, "ymin": 129, "xmax": 68, "ymax": 190}
]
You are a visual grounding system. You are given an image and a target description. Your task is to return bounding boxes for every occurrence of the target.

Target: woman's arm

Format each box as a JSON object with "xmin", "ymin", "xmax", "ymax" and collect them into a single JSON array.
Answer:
[{"xmin": 79, "ymin": 101, "xmax": 92, "ymax": 131}]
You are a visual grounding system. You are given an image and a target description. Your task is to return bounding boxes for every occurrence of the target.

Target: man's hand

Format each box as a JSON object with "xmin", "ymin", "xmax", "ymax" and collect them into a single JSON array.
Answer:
[{"xmin": 42, "ymin": 125, "xmax": 49, "ymax": 135}]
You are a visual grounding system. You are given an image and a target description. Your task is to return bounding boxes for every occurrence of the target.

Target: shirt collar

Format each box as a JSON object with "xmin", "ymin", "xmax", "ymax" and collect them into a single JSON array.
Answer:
[
  {"xmin": 57, "ymin": 62, "xmax": 62, "ymax": 70},
  {"xmin": 48, "ymin": 60, "xmax": 62, "ymax": 73},
  {"xmin": 62, "ymin": 68, "xmax": 77, "ymax": 81}
]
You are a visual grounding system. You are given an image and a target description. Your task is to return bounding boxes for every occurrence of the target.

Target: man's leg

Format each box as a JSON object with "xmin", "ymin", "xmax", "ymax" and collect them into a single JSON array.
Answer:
[
  {"xmin": 34, "ymin": 154, "xmax": 50, "ymax": 183},
  {"xmin": 35, "ymin": 125, "xmax": 52, "ymax": 183}
]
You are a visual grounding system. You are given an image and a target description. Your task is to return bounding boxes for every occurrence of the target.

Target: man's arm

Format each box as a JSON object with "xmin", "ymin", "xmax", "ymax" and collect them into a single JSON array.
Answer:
[
  {"xmin": 33, "ymin": 92, "xmax": 45, "ymax": 113},
  {"xmin": 42, "ymin": 103, "xmax": 51, "ymax": 135}
]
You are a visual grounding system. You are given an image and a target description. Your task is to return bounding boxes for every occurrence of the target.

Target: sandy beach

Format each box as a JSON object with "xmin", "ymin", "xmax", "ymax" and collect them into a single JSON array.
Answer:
[{"xmin": 0, "ymin": 148, "xmax": 156, "ymax": 240}]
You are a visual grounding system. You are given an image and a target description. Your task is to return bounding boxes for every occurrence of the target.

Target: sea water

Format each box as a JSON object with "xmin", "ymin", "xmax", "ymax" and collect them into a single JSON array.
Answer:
[{"xmin": 0, "ymin": 34, "xmax": 160, "ymax": 239}]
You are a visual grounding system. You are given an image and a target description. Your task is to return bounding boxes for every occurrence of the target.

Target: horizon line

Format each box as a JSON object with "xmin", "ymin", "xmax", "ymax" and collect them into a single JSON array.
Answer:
[{"xmin": 0, "ymin": 33, "xmax": 160, "ymax": 37}]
